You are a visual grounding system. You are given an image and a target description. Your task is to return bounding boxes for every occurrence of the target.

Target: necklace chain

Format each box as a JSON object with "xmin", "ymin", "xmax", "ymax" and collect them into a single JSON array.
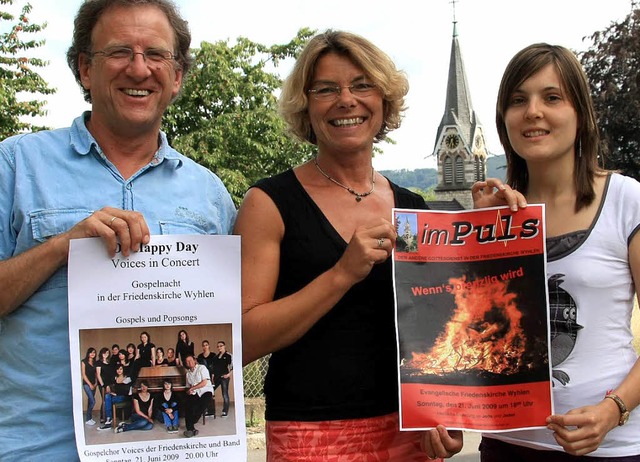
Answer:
[{"xmin": 313, "ymin": 157, "xmax": 375, "ymax": 202}]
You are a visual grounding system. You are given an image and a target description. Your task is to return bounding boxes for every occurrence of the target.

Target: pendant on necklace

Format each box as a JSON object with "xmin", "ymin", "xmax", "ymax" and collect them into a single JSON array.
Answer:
[{"xmin": 314, "ymin": 157, "xmax": 375, "ymax": 202}]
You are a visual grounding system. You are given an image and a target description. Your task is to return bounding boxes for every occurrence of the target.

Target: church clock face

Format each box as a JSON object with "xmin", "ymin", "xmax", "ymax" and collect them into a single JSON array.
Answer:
[{"xmin": 445, "ymin": 133, "xmax": 459, "ymax": 149}]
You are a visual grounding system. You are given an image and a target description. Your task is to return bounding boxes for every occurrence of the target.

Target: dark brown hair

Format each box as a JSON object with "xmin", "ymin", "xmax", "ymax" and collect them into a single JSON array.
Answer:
[{"xmin": 496, "ymin": 43, "xmax": 605, "ymax": 211}]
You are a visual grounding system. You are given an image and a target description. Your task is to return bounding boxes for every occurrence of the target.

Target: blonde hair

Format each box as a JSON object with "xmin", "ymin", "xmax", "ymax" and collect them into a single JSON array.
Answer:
[{"xmin": 279, "ymin": 29, "xmax": 409, "ymax": 144}]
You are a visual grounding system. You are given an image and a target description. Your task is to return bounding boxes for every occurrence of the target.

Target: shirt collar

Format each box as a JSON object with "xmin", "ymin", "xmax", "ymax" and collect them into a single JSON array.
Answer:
[{"xmin": 69, "ymin": 111, "xmax": 183, "ymax": 168}]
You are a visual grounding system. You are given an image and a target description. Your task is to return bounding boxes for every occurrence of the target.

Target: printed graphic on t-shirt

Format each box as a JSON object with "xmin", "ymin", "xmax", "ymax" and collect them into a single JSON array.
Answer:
[{"xmin": 548, "ymin": 273, "xmax": 583, "ymax": 386}]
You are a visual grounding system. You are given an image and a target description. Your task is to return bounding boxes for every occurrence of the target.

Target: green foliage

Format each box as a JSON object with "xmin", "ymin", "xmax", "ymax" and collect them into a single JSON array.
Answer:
[
  {"xmin": 164, "ymin": 29, "xmax": 317, "ymax": 206},
  {"xmin": 0, "ymin": 0, "xmax": 55, "ymax": 139},
  {"xmin": 395, "ymin": 234, "xmax": 418, "ymax": 252},
  {"xmin": 581, "ymin": 9, "xmax": 640, "ymax": 180}
]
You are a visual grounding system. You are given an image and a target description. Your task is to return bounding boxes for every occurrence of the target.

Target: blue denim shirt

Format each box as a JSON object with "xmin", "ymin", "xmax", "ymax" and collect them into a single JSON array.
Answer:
[{"xmin": 0, "ymin": 113, "xmax": 236, "ymax": 460}]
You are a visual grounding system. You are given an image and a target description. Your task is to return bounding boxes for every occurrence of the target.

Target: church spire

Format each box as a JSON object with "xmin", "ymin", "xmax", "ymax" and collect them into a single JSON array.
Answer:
[
  {"xmin": 431, "ymin": 1, "xmax": 488, "ymax": 209},
  {"xmin": 438, "ymin": 19, "xmax": 476, "ymax": 146}
]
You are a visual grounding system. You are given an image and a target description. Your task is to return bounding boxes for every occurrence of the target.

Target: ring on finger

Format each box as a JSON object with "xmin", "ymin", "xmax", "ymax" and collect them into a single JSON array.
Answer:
[
  {"xmin": 109, "ymin": 216, "xmax": 118, "ymax": 226},
  {"xmin": 377, "ymin": 237, "xmax": 385, "ymax": 248}
]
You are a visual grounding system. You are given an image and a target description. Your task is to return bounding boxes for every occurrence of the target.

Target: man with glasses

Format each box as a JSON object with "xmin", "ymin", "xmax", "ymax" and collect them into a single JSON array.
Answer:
[{"xmin": 0, "ymin": 0, "xmax": 235, "ymax": 459}]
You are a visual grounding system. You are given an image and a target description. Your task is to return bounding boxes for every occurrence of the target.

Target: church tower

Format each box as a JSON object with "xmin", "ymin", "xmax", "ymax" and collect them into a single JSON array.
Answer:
[{"xmin": 432, "ymin": 15, "xmax": 488, "ymax": 209}]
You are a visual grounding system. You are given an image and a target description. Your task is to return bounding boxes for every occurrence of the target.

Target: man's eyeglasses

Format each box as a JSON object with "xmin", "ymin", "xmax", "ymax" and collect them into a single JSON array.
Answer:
[
  {"xmin": 307, "ymin": 82, "xmax": 377, "ymax": 101},
  {"xmin": 89, "ymin": 47, "xmax": 176, "ymax": 65}
]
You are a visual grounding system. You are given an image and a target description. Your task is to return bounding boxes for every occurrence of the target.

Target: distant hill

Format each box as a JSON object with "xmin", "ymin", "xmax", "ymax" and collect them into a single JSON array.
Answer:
[
  {"xmin": 487, "ymin": 154, "xmax": 507, "ymax": 180},
  {"xmin": 380, "ymin": 155, "xmax": 506, "ymax": 190},
  {"xmin": 379, "ymin": 168, "xmax": 438, "ymax": 190}
]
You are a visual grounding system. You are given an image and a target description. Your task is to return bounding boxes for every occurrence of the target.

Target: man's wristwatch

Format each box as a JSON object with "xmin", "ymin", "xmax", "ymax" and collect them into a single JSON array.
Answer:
[{"xmin": 605, "ymin": 393, "xmax": 630, "ymax": 426}]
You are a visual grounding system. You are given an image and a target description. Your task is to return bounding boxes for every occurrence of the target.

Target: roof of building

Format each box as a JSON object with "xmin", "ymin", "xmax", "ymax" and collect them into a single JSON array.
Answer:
[{"xmin": 423, "ymin": 199, "xmax": 465, "ymax": 211}]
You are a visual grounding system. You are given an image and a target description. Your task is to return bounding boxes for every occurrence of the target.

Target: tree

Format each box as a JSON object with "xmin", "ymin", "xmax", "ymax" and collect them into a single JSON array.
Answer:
[
  {"xmin": 580, "ymin": 7, "xmax": 640, "ymax": 179},
  {"xmin": 0, "ymin": 0, "xmax": 55, "ymax": 139},
  {"xmin": 164, "ymin": 29, "xmax": 316, "ymax": 206}
]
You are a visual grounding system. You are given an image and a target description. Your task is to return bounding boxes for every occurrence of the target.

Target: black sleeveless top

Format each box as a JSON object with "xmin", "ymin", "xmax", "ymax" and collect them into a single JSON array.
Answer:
[{"xmin": 254, "ymin": 169, "xmax": 425, "ymax": 421}]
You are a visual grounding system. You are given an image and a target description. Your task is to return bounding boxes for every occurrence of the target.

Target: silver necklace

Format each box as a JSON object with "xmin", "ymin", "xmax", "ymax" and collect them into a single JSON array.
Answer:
[{"xmin": 313, "ymin": 157, "xmax": 375, "ymax": 202}]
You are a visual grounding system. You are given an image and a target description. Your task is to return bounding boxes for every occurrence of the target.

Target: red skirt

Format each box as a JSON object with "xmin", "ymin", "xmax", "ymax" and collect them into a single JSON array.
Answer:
[{"xmin": 266, "ymin": 412, "xmax": 441, "ymax": 461}]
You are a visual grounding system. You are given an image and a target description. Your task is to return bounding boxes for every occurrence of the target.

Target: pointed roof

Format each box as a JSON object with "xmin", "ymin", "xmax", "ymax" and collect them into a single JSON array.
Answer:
[{"xmin": 434, "ymin": 21, "xmax": 481, "ymax": 150}]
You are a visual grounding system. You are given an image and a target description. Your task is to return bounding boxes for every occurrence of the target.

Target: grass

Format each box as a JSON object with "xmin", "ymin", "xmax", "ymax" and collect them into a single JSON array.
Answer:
[{"xmin": 245, "ymin": 397, "xmax": 266, "ymax": 429}]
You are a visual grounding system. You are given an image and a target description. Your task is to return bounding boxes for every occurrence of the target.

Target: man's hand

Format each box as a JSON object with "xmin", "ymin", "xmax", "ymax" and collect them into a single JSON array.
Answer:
[
  {"xmin": 58, "ymin": 206, "xmax": 150, "ymax": 257},
  {"xmin": 1, "ymin": 207, "xmax": 150, "ymax": 316}
]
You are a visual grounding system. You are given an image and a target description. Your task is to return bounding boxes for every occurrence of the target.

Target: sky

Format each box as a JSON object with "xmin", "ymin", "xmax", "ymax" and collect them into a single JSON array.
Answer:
[{"xmin": 5, "ymin": 0, "xmax": 634, "ymax": 171}]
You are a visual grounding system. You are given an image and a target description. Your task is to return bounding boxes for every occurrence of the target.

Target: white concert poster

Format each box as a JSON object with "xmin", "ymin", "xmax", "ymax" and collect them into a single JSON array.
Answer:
[{"xmin": 68, "ymin": 235, "xmax": 246, "ymax": 461}]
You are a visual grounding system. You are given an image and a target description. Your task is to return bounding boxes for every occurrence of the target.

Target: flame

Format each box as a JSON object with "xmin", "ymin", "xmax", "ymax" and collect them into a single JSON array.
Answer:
[{"xmin": 405, "ymin": 276, "xmax": 527, "ymax": 376}]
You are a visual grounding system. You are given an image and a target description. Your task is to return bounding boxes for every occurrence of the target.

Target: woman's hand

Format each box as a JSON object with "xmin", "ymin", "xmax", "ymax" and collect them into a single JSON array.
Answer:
[
  {"xmin": 472, "ymin": 179, "xmax": 527, "ymax": 211},
  {"xmin": 546, "ymin": 398, "xmax": 620, "ymax": 456},
  {"xmin": 421, "ymin": 426, "xmax": 463, "ymax": 459},
  {"xmin": 334, "ymin": 219, "xmax": 396, "ymax": 286}
]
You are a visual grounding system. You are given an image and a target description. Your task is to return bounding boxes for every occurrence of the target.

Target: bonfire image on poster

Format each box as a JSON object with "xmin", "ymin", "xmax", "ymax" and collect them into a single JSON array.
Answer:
[{"xmin": 393, "ymin": 205, "xmax": 553, "ymax": 432}]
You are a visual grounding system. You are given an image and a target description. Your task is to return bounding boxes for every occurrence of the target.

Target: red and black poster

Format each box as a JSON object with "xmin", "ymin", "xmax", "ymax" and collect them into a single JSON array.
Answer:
[{"xmin": 393, "ymin": 205, "xmax": 553, "ymax": 432}]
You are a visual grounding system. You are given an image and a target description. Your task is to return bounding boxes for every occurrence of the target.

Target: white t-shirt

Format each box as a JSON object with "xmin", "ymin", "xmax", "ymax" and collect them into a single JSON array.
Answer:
[
  {"xmin": 186, "ymin": 363, "xmax": 214, "ymax": 397},
  {"xmin": 486, "ymin": 173, "xmax": 640, "ymax": 457}
]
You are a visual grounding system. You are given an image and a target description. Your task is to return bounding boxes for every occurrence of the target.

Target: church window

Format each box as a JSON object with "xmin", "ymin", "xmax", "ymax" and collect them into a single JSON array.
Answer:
[
  {"xmin": 474, "ymin": 156, "xmax": 485, "ymax": 181},
  {"xmin": 444, "ymin": 157, "xmax": 453, "ymax": 184},
  {"xmin": 455, "ymin": 156, "xmax": 464, "ymax": 184}
]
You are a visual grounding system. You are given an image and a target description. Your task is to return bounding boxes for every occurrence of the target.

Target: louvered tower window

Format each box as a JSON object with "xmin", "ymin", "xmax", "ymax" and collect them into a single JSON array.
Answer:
[
  {"xmin": 444, "ymin": 157, "xmax": 453, "ymax": 184},
  {"xmin": 474, "ymin": 156, "xmax": 485, "ymax": 181},
  {"xmin": 455, "ymin": 156, "xmax": 464, "ymax": 184}
]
